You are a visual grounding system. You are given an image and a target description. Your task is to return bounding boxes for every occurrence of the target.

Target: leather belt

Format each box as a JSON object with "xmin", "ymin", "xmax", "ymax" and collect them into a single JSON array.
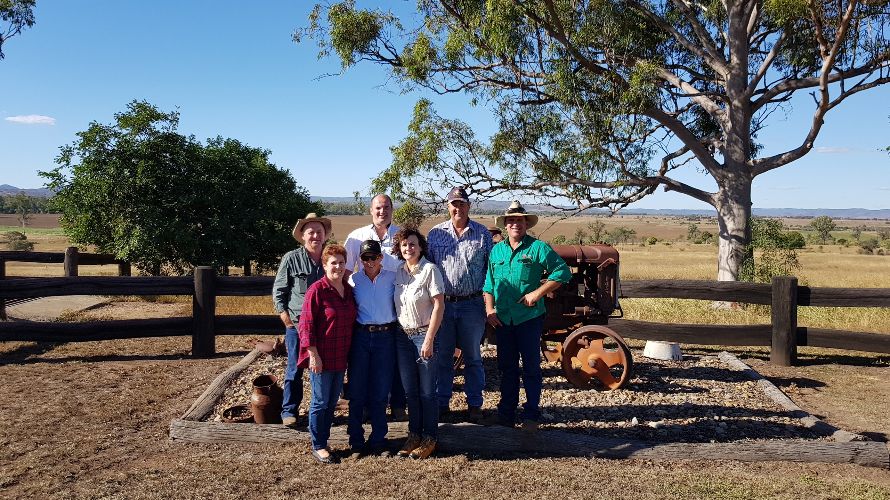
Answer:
[
  {"xmin": 444, "ymin": 291, "xmax": 482, "ymax": 302},
  {"xmin": 402, "ymin": 325, "xmax": 429, "ymax": 334},
  {"xmin": 356, "ymin": 322, "xmax": 398, "ymax": 332}
]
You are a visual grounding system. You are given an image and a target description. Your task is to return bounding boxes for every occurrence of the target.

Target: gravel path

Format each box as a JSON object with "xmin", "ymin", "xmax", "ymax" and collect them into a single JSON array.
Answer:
[{"xmin": 210, "ymin": 344, "xmax": 827, "ymax": 443}]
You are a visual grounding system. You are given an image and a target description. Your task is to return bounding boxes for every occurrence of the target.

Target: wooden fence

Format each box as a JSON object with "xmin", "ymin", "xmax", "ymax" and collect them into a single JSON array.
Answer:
[
  {"xmin": 0, "ymin": 247, "xmax": 130, "ymax": 320},
  {"xmin": 0, "ymin": 266, "xmax": 888, "ymax": 363}
]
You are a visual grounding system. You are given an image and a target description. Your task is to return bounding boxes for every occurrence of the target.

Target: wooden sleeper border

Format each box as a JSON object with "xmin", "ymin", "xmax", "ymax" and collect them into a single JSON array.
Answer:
[{"xmin": 169, "ymin": 350, "xmax": 890, "ymax": 469}]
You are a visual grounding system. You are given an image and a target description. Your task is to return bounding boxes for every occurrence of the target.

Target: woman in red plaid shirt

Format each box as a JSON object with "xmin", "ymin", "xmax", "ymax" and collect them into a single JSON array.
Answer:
[{"xmin": 298, "ymin": 244, "xmax": 357, "ymax": 464}]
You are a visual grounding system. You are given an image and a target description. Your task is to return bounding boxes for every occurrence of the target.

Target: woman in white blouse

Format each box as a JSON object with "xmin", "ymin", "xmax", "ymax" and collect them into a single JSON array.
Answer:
[{"xmin": 391, "ymin": 227, "xmax": 445, "ymax": 459}]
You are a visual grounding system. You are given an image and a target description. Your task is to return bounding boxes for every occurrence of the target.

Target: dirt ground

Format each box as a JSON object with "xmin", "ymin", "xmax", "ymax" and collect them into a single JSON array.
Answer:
[{"xmin": 2, "ymin": 303, "xmax": 890, "ymax": 498}]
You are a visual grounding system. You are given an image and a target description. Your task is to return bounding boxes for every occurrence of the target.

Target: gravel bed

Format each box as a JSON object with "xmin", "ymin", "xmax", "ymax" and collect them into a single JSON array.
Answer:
[{"xmin": 208, "ymin": 343, "xmax": 827, "ymax": 443}]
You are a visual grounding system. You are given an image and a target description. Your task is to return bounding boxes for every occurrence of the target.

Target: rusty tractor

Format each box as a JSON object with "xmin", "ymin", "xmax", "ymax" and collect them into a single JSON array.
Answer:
[{"xmin": 540, "ymin": 244, "xmax": 632, "ymax": 390}]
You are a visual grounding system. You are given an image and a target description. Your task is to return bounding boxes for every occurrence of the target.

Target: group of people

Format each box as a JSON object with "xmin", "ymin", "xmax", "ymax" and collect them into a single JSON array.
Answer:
[{"xmin": 272, "ymin": 189, "xmax": 571, "ymax": 464}]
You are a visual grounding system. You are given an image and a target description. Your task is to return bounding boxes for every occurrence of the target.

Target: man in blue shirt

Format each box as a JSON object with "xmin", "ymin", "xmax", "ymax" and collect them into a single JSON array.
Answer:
[{"xmin": 427, "ymin": 187, "xmax": 493, "ymax": 422}]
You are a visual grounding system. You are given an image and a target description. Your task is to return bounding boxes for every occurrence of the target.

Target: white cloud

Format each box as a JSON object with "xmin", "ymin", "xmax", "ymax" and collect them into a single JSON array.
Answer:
[
  {"xmin": 815, "ymin": 146, "xmax": 851, "ymax": 154},
  {"xmin": 5, "ymin": 115, "xmax": 56, "ymax": 125}
]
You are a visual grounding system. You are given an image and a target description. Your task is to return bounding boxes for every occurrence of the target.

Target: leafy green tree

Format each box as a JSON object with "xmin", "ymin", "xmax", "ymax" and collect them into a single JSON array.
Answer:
[
  {"xmin": 586, "ymin": 220, "xmax": 607, "ymax": 242},
  {"xmin": 810, "ymin": 216, "xmax": 837, "ymax": 244},
  {"xmin": 7, "ymin": 192, "xmax": 34, "ymax": 227},
  {"xmin": 42, "ymin": 100, "xmax": 320, "ymax": 275},
  {"xmin": 570, "ymin": 227, "xmax": 588, "ymax": 244},
  {"xmin": 781, "ymin": 231, "xmax": 806, "ymax": 250},
  {"xmin": 300, "ymin": 1, "xmax": 890, "ymax": 281},
  {"xmin": 607, "ymin": 226, "xmax": 637, "ymax": 244},
  {"xmin": 740, "ymin": 218, "xmax": 801, "ymax": 283},
  {"xmin": 686, "ymin": 223, "xmax": 701, "ymax": 242},
  {"xmin": 0, "ymin": 0, "xmax": 35, "ymax": 59},
  {"xmin": 393, "ymin": 199, "xmax": 427, "ymax": 229}
]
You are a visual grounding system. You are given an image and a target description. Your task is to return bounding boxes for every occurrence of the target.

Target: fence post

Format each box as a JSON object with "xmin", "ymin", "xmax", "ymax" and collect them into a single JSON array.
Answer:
[
  {"xmin": 118, "ymin": 261, "xmax": 131, "ymax": 276},
  {"xmin": 0, "ymin": 258, "xmax": 6, "ymax": 321},
  {"xmin": 64, "ymin": 246, "xmax": 79, "ymax": 277},
  {"xmin": 192, "ymin": 266, "xmax": 216, "ymax": 357},
  {"xmin": 770, "ymin": 276, "xmax": 798, "ymax": 366}
]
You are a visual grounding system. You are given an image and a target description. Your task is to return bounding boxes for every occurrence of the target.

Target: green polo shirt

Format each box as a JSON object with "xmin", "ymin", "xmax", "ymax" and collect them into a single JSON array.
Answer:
[{"xmin": 482, "ymin": 235, "xmax": 572, "ymax": 325}]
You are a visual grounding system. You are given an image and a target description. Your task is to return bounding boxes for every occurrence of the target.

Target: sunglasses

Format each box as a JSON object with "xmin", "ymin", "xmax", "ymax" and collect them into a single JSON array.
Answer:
[{"xmin": 360, "ymin": 254, "xmax": 380, "ymax": 262}]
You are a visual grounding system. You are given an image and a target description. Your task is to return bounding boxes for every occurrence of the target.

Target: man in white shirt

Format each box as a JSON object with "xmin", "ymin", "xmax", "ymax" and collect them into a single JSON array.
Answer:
[
  {"xmin": 343, "ymin": 193, "xmax": 406, "ymax": 419},
  {"xmin": 344, "ymin": 194, "xmax": 401, "ymax": 273}
]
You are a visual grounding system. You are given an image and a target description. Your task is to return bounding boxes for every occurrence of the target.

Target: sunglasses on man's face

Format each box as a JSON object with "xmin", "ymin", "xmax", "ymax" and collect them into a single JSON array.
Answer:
[{"xmin": 361, "ymin": 254, "xmax": 380, "ymax": 262}]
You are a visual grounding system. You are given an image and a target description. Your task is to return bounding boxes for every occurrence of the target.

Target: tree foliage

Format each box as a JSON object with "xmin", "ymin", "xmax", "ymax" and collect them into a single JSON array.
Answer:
[
  {"xmin": 740, "ymin": 217, "xmax": 802, "ymax": 282},
  {"xmin": 0, "ymin": 0, "xmax": 35, "ymax": 59},
  {"xmin": 393, "ymin": 199, "xmax": 427, "ymax": 228},
  {"xmin": 809, "ymin": 215, "xmax": 837, "ymax": 243},
  {"xmin": 41, "ymin": 100, "xmax": 320, "ymax": 275},
  {"xmin": 300, "ymin": 0, "xmax": 890, "ymax": 280}
]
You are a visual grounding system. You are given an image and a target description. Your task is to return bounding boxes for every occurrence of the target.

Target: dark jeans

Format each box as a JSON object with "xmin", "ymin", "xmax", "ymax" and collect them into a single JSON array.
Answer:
[
  {"xmin": 496, "ymin": 314, "xmax": 545, "ymax": 424},
  {"xmin": 395, "ymin": 331, "xmax": 439, "ymax": 439},
  {"xmin": 347, "ymin": 325, "xmax": 396, "ymax": 448},
  {"xmin": 308, "ymin": 370, "xmax": 345, "ymax": 450},
  {"xmin": 281, "ymin": 326, "xmax": 303, "ymax": 419},
  {"xmin": 436, "ymin": 296, "xmax": 486, "ymax": 407},
  {"xmin": 390, "ymin": 368, "xmax": 406, "ymax": 410}
]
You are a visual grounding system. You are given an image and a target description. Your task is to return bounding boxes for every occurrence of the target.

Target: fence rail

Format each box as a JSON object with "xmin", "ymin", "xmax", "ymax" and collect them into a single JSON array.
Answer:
[{"xmin": 0, "ymin": 266, "xmax": 888, "ymax": 362}]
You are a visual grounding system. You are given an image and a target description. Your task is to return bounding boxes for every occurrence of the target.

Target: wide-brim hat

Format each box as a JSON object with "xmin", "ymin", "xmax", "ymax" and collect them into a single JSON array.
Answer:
[
  {"xmin": 495, "ymin": 200, "xmax": 538, "ymax": 229},
  {"xmin": 292, "ymin": 213, "xmax": 332, "ymax": 240}
]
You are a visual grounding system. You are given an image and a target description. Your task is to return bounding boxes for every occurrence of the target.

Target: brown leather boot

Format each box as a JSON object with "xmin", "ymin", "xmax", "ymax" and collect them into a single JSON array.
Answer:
[
  {"xmin": 397, "ymin": 433, "xmax": 422, "ymax": 458},
  {"xmin": 408, "ymin": 437, "xmax": 437, "ymax": 459}
]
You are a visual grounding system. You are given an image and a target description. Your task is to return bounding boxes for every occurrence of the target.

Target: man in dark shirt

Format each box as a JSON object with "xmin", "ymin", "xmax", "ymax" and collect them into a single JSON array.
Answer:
[{"xmin": 272, "ymin": 212, "xmax": 331, "ymax": 426}]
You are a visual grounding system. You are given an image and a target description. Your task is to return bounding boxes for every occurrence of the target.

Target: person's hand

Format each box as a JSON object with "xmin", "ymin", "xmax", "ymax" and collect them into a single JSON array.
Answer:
[
  {"xmin": 519, "ymin": 291, "xmax": 541, "ymax": 307},
  {"xmin": 308, "ymin": 353, "xmax": 323, "ymax": 373},
  {"xmin": 280, "ymin": 311, "xmax": 294, "ymax": 328},
  {"xmin": 486, "ymin": 311, "xmax": 502, "ymax": 328},
  {"xmin": 420, "ymin": 340, "xmax": 434, "ymax": 359}
]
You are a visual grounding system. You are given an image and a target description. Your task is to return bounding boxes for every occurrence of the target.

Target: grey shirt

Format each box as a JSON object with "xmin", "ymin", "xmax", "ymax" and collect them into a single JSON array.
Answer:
[{"xmin": 272, "ymin": 246, "xmax": 324, "ymax": 322}]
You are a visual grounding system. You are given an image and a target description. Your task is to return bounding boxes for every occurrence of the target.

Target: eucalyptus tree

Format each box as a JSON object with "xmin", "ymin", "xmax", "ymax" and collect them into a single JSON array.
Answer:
[
  {"xmin": 299, "ymin": 0, "xmax": 890, "ymax": 280},
  {"xmin": 0, "ymin": 0, "xmax": 35, "ymax": 59}
]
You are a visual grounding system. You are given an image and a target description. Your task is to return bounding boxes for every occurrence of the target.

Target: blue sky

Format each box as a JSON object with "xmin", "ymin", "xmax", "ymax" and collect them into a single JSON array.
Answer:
[{"xmin": 1, "ymin": 1, "xmax": 888, "ymax": 209}]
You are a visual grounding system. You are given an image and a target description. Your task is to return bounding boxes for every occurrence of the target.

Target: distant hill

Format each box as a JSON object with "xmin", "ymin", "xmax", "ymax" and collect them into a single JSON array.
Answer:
[
  {"xmin": 313, "ymin": 196, "xmax": 890, "ymax": 220},
  {"xmin": 0, "ymin": 184, "xmax": 54, "ymax": 197}
]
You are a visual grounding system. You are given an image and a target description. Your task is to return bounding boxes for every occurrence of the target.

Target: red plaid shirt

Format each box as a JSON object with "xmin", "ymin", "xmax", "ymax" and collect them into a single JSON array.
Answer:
[{"xmin": 297, "ymin": 277, "xmax": 357, "ymax": 371}]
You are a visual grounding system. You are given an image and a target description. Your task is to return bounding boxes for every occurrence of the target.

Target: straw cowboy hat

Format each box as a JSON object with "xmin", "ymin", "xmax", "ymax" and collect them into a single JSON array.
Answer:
[
  {"xmin": 495, "ymin": 200, "xmax": 539, "ymax": 229},
  {"xmin": 292, "ymin": 213, "xmax": 332, "ymax": 240}
]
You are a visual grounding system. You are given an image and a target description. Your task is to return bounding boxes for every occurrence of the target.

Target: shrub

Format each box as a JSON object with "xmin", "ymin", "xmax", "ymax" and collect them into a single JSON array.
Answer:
[
  {"xmin": 781, "ymin": 231, "xmax": 806, "ymax": 249},
  {"xmin": 1, "ymin": 231, "xmax": 26, "ymax": 242},
  {"xmin": 836, "ymin": 238, "xmax": 848, "ymax": 246},
  {"xmin": 6, "ymin": 239, "xmax": 34, "ymax": 251},
  {"xmin": 859, "ymin": 237, "xmax": 880, "ymax": 254},
  {"xmin": 646, "ymin": 236, "xmax": 658, "ymax": 245},
  {"xmin": 550, "ymin": 234, "xmax": 567, "ymax": 245}
]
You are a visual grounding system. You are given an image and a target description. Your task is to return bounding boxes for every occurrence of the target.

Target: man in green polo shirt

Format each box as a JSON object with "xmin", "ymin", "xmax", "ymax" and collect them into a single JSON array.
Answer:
[{"xmin": 482, "ymin": 200, "xmax": 571, "ymax": 430}]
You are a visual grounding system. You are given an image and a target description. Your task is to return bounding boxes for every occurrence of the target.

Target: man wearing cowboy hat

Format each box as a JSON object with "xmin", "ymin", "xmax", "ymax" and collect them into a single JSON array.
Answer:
[
  {"xmin": 273, "ymin": 212, "xmax": 332, "ymax": 426},
  {"xmin": 427, "ymin": 186, "xmax": 493, "ymax": 423},
  {"xmin": 482, "ymin": 200, "xmax": 571, "ymax": 430}
]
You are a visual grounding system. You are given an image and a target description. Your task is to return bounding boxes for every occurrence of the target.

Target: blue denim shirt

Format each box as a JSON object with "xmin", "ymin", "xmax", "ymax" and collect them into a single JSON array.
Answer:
[{"xmin": 272, "ymin": 246, "xmax": 324, "ymax": 322}]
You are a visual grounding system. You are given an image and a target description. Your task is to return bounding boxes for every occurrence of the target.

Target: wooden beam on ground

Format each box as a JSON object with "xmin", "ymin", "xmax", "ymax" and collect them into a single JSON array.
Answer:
[
  {"xmin": 167, "ymin": 420, "xmax": 890, "ymax": 469},
  {"xmin": 181, "ymin": 349, "xmax": 263, "ymax": 421}
]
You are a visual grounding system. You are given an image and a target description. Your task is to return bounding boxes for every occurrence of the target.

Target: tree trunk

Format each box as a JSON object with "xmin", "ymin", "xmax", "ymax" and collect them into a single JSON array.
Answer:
[{"xmin": 714, "ymin": 176, "xmax": 753, "ymax": 282}]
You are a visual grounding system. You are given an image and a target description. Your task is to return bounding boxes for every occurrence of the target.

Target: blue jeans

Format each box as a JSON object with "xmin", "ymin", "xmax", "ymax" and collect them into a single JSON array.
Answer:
[
  {"xmin": 395, "ymin": 331, "xmax": 439, "ymax": 439},
  {"xmin": 436, "ymin": 296, "xmax": 486, "ymax": 407},
  {"xmin": 281, "ymin": 326, "xmax": 304, "ymax": 419},
  {"xmin": 347, "ymin": 325, "xmax": 396, "ymax": 448},
  {"xmin": 496, "ymin": 314, "xmax": 545, "ymax": 424},
  {"xmin": 308, "ymin": 370, "xmax": 345, "ymax": 450}
]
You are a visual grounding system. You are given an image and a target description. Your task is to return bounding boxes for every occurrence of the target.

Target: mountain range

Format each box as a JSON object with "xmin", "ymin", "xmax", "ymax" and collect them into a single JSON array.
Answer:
[
  {"xmin": 314, "ymin": 196, "xmax": 890, "ymax": 220},
  {"xmin": 2, "ymin": 186, "xmax": 886, "ymax": 219}
]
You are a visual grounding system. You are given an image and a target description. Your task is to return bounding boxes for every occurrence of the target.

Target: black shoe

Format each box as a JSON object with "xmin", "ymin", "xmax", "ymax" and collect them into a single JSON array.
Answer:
[
  {"xmin": 367, "ymin": 444, "xmax": 393, "ymax": 458},
  {"xmin": 389, "ymin": 407, "xmax": 407, "ymax": 422},
  {"xmin": 439, "ymin": 406, "xmax": 451, "ymax": 421},
  {"xmin": 311, "ymin": 448, "xmax": 339, "ymax": 464},
  {"xmin": 467, "ymin": 406, "xmax": 483, "ymax": 424}
]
